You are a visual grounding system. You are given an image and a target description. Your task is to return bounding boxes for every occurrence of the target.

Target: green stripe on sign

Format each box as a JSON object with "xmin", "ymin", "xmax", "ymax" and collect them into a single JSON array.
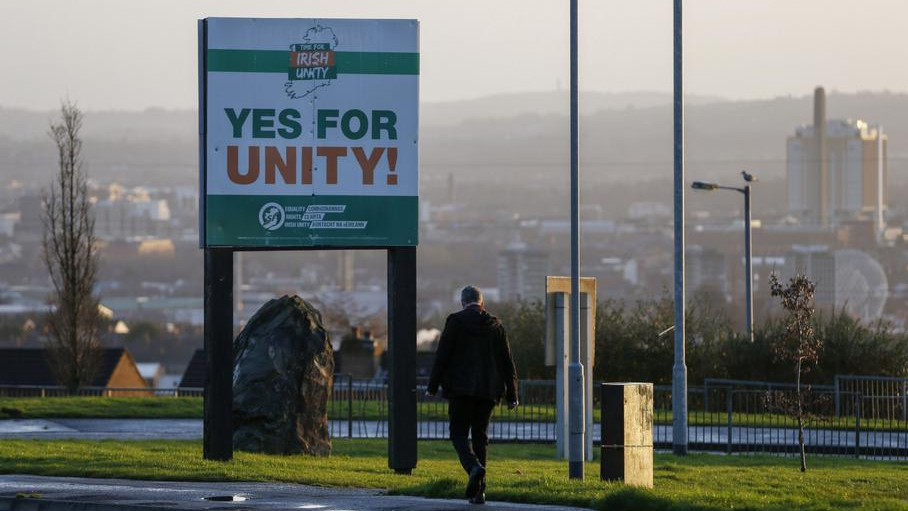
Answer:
[
  {"xmin": 207, "ymin": 49, "xmax": 419, "ymax": 75},
  {"xmin": 205, "ymin": 194, "xmax": 418, "ymax": 248},
  {"xmin": 208, "ymin": 49, "xmax": 287, "ymax": 72},
  {"xmin": 335, "ymin": 52, "xmax": 418, "ymax": 75}
]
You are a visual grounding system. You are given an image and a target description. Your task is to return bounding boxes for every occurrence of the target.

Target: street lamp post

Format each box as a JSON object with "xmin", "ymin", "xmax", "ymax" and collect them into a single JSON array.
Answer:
[
  {"xmin": 691, "ymin": 173, "xmax": 756, "ymax": 343},
  {"xmin": 743, "ymin": 183, "xmax": 753, "ymax": 344},
  {"xmin": 672, "ymin": 0, "xmax": 688, "ymax": 457},
  {"xmin": 568, "ymin": 0, "xmax": 585, "ymax": 480}
]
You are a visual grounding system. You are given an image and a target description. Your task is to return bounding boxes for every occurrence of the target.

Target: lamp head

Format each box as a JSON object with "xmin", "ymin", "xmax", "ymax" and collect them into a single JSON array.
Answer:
[{"xmin": 691, "ymin": 181, "xmax": 719, "ymax": 191}]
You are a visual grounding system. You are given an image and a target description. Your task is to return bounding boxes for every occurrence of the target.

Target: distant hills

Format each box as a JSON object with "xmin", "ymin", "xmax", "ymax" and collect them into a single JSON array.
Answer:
[
  {"xmin": 0, "ymin": 91, "xmax": 720, "ymax": 140},
  {"xmin": 0, "ymin": 107, "xmax": 196, "ymax": 142},
  {"xmin": 421, "ymin": 90, "xmax": 908, "ymax": 184},
  {"xmin": 420, "ymin": 90, "xmax": 725, "ymax": 126},
  {"xmin": 1, "ymin": 90, "xmax": 906, "ymax": 186}
]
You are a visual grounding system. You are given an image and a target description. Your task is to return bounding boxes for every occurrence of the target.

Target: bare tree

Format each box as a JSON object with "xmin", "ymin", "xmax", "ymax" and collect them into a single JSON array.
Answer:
[
  {"xmin": 315, "ymin": 294, "xmax": 387, "ymax": 342},
  {"xmin": 42, "ymin": 101, "xmax": 102, "ymax": 392},
  {"xmin": 769, "ymin": 272, "xmax": 821, "ymax": 472}
]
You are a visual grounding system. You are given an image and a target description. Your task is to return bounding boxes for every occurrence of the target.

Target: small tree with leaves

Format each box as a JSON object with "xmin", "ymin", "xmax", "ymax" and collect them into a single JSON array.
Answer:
[
  {"xmin": 42, "ymin": 101, "xmax": 102, "ymax": 392},
  {"xmin": 769, "ymin": 272, "xmax": 820, "ymax": 472}
]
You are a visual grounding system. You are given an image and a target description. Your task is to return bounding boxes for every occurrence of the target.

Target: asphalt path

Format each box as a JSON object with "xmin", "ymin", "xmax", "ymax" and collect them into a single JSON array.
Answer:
[{"xmin": 0, "ymin": 475, "xmax": 594, "ymax": 511}]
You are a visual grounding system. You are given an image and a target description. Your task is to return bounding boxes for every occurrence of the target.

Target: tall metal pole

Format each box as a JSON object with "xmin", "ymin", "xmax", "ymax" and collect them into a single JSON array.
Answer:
[
  {"xmin": 671, "ymin": 0, "xmax": 689, "ymax": 455},
  {"xmin": 744, "ymin": 185, "xmax": 754, "ymax": 343},
  {"xmin": 568, "ymin": 0, "xmax": 585, "ymax": 479}
]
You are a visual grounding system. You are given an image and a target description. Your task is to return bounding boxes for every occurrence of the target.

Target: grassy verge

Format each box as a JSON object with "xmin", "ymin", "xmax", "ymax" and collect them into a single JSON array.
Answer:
[
  {"xmin": 3, "ymin": 396, "xmax": 905, "ymax": 432},
  {"xmin": 0, "ymin": 397, "xmax": 202, "ymax": 419},
  {"xmin": 0, "ymin": 439, "xmax": 905, "ymax": 510}
]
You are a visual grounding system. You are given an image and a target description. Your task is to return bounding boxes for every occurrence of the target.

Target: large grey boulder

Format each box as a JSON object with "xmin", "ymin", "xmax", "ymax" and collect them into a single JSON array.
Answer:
[{"xmin": 233, "ymin": 295, "xmax": 334, "ymax": 455}]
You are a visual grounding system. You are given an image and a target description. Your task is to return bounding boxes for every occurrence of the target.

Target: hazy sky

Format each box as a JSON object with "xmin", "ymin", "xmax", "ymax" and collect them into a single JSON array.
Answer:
[{"xmin": 2, "ymin": 0, "xmax": 908, "ymax": 111}]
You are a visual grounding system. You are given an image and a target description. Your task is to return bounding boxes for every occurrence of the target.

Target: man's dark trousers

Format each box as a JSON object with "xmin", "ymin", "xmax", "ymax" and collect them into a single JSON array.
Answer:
[{"xmin": 448, "ymin": 396, "xmax": 495, "ymax": 474}]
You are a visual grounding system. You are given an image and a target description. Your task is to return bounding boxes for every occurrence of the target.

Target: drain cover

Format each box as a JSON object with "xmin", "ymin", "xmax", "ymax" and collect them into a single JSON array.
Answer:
[{"xmin": 203, "ymin": 495, "xmax": 248, "ymax": 502}]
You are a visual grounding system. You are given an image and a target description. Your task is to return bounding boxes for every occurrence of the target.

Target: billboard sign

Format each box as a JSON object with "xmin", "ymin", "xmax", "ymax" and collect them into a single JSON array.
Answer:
[{"xmin": 199, "ymin": 18, "xmax": 419, "ymax": 247}]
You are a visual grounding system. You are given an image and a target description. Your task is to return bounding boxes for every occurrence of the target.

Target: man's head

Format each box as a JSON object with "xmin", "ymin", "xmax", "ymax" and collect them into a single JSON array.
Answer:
[{"xmin": 460, "ymin": 285, "xmax": 483, "ymax": 308}]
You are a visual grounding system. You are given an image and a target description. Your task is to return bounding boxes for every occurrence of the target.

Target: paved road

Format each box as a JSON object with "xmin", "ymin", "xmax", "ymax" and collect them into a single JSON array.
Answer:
[
  {"xmin": 0, "ymin": 419, "xmax": 201, "ymax": 440},
  {"xmin": 0, "ymin": 475, "xmax": 593, "ymax": 511},
  {"xmin": 1, "ymin": 419, "xmax": 906, "ymax": 452}
]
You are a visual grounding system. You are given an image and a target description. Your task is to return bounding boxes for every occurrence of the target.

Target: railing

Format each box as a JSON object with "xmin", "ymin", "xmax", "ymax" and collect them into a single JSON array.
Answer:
[
  {"xmin": 325, "ymin": 376, "xmax": 907, "ymax": 460},
  {"xmin": 2, "ymin": 376, "xmax": 906, "ymax": 460},
  {"xmin": 0, "ymin": 385, "xmax": 204, "ymax": 398},
  {"xmin": 657, "ymin": 387, "xmax": 906, "ymax": 460},
  {"xmin": 326, "ymin": 377, "xmax": 562, "ymax": 441},
  {"xmin": 702, "ymin": 378, "xmax": 834, "ymax": 413},
  {"xmin": 834, "ymin": 375, "xmax": 908, "ymax": 421}
]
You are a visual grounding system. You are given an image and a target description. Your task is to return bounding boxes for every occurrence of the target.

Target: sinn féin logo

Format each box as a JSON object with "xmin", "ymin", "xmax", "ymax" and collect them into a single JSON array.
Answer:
[
  {"xmin": 258, "ymin": 202, "xmax": 285, "ymax": 231},
  {"xmin": 284, "ymin": 25, "xmax": 339, "ymax": 100}
]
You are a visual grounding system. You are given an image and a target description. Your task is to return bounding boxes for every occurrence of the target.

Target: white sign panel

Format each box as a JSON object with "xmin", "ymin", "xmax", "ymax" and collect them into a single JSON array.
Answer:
[{"xmin": 199, "ymin": 18, "xmax": 419, "ymax": 247}]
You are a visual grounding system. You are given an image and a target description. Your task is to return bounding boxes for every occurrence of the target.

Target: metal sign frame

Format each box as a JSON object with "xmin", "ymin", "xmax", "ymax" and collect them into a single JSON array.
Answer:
[
  {"xmin": 544, "ymin": 276, "xmax": 596, "ymax": 462},
  {"xmin": 198, "ymin": 18, "xmax": 418, "ymax": 473}
]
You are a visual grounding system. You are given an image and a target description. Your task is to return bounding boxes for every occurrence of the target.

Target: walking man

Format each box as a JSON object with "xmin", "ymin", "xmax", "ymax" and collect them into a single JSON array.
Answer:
[{"xmin": 427, "ymin": 285, "xmax": 519, "ymax": 504}]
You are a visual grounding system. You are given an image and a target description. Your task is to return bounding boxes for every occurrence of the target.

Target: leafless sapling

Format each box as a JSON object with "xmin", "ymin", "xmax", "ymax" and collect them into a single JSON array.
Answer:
[
  {"xmin": 769, "ymin": 272, "xmax": 820, "ymax": 472},
  {"xmin": 42, "ymin": 100, "xmax": 102, "ymax": 392}
]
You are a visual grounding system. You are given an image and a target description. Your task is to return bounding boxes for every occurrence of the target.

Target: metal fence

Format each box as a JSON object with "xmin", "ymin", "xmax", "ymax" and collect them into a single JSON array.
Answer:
[
  {"xmin": 835, "ymin": 375, "xmax": 908, "ymax": 421},
  {"xmin": 327, "ymin": 377, "xmax": 562, "ymax": 442},
  {"xmin": 0, "ymin": 385, "xmax": 203, "ymax": 398},
  {"xmin": 705, "ymin": 376, "xmax": 908, "ymax": 423},
  {"xmin": 658, "ymin": 385, "xmax": 907, "ymax": 459},
  {"xmin": 2, "ymin": 375, "xmax": 906, "ymax": 460},
  {"xmin": 326, "ymin": 376, "xmax": 908, "ymax": 460}
]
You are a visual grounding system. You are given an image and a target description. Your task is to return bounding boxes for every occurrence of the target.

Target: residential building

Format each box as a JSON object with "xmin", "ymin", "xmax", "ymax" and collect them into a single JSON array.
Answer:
[{"xmin": 0, "ymin": 347, "xmax": 149, "ymax": 395}]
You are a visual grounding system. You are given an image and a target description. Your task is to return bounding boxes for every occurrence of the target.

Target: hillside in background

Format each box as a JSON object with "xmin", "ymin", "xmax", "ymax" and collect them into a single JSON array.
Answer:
[
  {"xmin": 1, "ymin": 90, "xmax": 906, "ymax": 188},
  {"xmin": 421, "ymin": 90, "xmax": 725, "ymax": 126}
]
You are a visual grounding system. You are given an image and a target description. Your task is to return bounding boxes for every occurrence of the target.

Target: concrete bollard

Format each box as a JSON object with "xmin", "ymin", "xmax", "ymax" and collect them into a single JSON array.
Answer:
[{"xmin": 600, "ymin": 383, "xmax": 653, "ymax": 488}]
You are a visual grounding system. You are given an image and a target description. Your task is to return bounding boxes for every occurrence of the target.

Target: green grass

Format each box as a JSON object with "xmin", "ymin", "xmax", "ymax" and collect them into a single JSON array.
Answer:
[
  {"xmin": 0, "ymin": 397, "xmax": 202, "ymax": 419},
  {"xmin": 0, "ymin": 439, "xmax": 905, "ymax": 510},
  {"xmin": 3, "ymin": 396, "xmax": 905, "ymax": 432}
]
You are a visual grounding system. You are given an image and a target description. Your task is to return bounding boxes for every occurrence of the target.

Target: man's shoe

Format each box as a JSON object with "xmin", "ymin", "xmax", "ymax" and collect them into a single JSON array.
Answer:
[
  {"xmin": 469, "ymin": 492, "xmax": 486, "ymax": 505},
  {"xmin": 465, "ymin": 465, "xmax": 486, "ymax": 499}
]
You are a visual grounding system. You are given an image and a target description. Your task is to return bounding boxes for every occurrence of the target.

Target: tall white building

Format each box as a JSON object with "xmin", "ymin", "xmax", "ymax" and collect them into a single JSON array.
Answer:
[
  {"xmin": 686, "ymin": 246, "xmax": 728, "ymax": 298},
  {"xmin": 497, "ymin": 242, "xmax": 548, "ymax": 303},
  {"xmin": 94, "ymin": 184, "xmax": 172, "ymax": 240},
  {"xmin": 787, "ymin": 87, "xmax": 887, "ymax": 230}
]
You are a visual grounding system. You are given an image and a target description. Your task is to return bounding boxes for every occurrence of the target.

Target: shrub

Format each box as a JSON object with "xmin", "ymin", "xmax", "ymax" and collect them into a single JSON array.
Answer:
[{"xmin": 492, "ymin": 294, "xmax": 908, "ymax": 384}]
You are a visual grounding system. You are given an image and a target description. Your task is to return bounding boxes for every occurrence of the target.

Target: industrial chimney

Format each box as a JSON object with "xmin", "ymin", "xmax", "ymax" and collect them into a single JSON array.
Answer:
[
  {"xmin": 814, "ymin": 86, "xmax": 828, "ymax": 227},
  {"xmin": 876, "ymin": 124, "xmax": 886, "ymax": 241},
  {"xmin": 447, "ymin": 172, "xmax": 455, "ymax": 205}
]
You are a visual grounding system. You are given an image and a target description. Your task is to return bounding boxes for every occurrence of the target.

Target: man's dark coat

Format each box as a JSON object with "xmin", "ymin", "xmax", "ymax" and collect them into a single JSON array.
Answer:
[{"xmin": 427, "ymin": 306, "xmax": 518, "ymax": 403}]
